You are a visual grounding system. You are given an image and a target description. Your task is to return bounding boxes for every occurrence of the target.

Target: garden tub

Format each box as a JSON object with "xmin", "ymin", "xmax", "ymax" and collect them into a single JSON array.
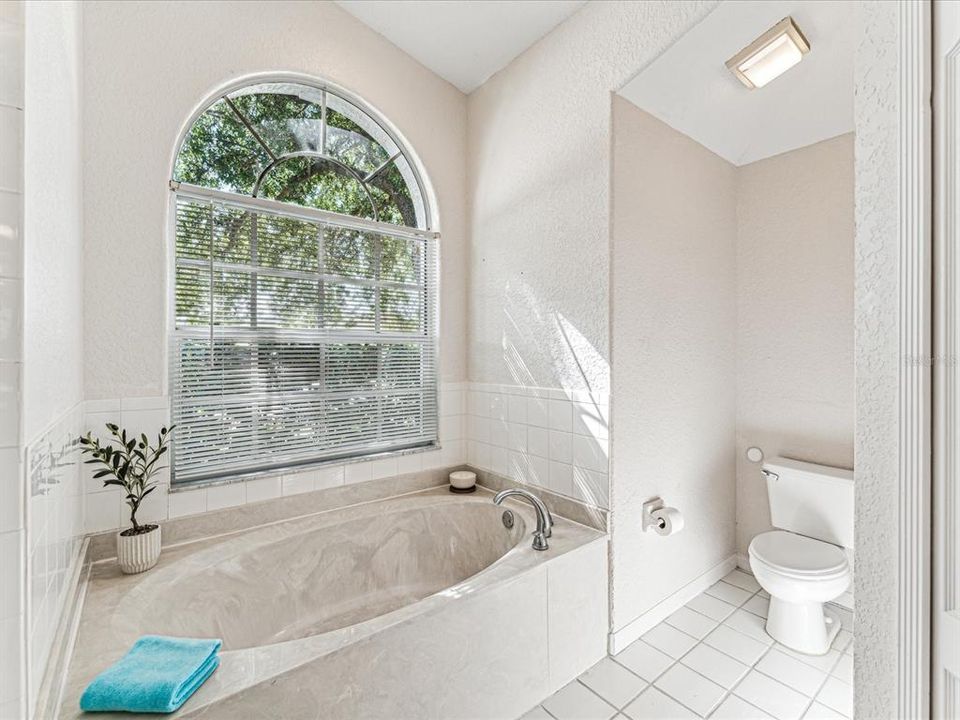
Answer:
[{"xmin": 59, "ymin": 486, "xmax": 608, "ymax": 719}]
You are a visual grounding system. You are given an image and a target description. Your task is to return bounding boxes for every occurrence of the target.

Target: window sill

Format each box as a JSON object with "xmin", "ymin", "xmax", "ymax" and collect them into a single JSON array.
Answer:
[{"xmin": 168, "ymin": 442, "xmax": 442, "ymax": 493}]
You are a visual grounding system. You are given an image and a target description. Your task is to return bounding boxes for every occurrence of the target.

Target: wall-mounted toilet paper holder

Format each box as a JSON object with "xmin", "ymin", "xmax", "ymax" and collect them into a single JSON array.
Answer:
[
  {"xmin": 642, "ymin": 496, "xmax": 685, "ymax": 535},
  {"xmin": 642, "ymin": 497, "xmax": 666, "ymax": 532}
]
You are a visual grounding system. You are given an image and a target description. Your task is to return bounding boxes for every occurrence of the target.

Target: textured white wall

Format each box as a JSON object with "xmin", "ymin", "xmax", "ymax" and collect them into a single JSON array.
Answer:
[
  {"xmin": 465, "ymin": 0, "xmax": 716, "ymax": 396},
  {"xmin": 21, "ymin": 1, "xmax": 86, "ymax": 714},
  {"xmin": 852, "ymin": 1, "xmax": 900, "ymax": 715},
  {"xmin": 735, "ymin": 134, "xmax": 855, "ymax": 564},
  {"xmin": 81, "ymin": 0, "xmax": 468, "ymax": 400},
  {"xmin": 610, "ymin": 99, "xmax": 737, "ymax": 632},
  {"xmin": 22, "ymin": 0, "xmax": 83, "ymax": 443}
]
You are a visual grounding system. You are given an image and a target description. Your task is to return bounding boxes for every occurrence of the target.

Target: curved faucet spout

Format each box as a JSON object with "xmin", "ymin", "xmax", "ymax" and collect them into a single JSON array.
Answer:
[{"xmin": 493, "ymin": 488, "xmax": 553, "ymax": 550}]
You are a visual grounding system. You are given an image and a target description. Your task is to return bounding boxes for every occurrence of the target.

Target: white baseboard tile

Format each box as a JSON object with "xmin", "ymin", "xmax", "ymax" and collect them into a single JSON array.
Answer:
[
  {"xmin": 608, "ymin": 555, "xmax": 737, "ymax": 654},
  {"xmin": 737, "ymin": 552, "xmax": 751, "ymax": 572}
]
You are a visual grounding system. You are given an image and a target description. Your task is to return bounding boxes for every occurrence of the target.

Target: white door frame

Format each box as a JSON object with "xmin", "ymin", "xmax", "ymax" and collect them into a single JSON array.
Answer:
[
  {"xmin": 933, "ymin": 1, "xmax": 960, "ymax": 716},
  {"xmin": 897, "ymin": 3, "xmax": 932, "ymax": 718},
  {"xmin": 855, "ymin": 1, "xmax": 932, "ymax": 718}
]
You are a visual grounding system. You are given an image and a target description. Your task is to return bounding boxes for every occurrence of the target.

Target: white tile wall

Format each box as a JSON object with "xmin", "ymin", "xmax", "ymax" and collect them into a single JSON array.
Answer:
[
  {"xmin": 0, "ymin": 8, "xmax": 23, "ymax": 717},
  {"xmin": 24, "ymin": 403, "xmax": 84, "ymax": 710},
  {"xmin": 79, "ymin": 382, "xmax": 467, "ymax": 531},
  {"xmin": 464, "ymin": 383, "xmax": 609, "ymax": 508}
]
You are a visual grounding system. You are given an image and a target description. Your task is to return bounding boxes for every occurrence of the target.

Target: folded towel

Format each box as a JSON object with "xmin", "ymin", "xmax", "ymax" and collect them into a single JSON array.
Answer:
[{"xmin": 80, "ymin": 635, "xmax": 221, "ymax": 714}]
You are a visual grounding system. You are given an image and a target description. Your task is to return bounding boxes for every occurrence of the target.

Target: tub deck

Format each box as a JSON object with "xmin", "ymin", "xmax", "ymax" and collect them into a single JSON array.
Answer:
[{"xmin": 57, "ymin": 486, "xmax": 607, "ymax": 719}]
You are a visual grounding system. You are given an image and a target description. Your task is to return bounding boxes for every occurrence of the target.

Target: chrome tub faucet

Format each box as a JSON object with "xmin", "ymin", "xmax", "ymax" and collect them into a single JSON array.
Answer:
[{"xmin": 493, "ymin": 488, "xmax": 554, "ymax": 551}]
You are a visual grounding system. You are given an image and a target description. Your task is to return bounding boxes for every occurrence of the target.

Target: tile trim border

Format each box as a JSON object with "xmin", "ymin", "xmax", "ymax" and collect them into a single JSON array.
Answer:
[
  {"xmin": 609, "ymin": 555, "xmax": 737, "ymax": 655},
  {"xmin": 85, "ymin": 467, "xmax": 458, "ymax": 563},
  {"xmin": 470, "ymin": 465, "xmax": 608, "ymax": 533},
  {"xmin": 32, "ymin": 538, "xmax": 88, "ymax": 720}
]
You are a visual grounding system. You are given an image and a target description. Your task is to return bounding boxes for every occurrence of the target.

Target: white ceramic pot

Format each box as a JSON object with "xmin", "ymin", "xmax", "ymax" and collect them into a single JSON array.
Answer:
[
  {"xmin": 116, "ymin": 525, "xmax": 161, "ymax": 574},
  {"xmin": 449, "ymin": 470, "xmax": 477, "ymax": 492}
]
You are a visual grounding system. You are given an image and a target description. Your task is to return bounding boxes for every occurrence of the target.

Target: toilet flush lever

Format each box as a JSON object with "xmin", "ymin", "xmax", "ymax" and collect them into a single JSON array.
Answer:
[{"xmin": 761, "ymin": 469, "xmax": 779, "ymax": 482}]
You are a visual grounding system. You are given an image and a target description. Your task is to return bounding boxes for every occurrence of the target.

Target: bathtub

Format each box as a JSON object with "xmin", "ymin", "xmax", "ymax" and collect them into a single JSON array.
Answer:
[{"xmin": 59, "ymin": 487, "xmax": 608, "ymax": 719}]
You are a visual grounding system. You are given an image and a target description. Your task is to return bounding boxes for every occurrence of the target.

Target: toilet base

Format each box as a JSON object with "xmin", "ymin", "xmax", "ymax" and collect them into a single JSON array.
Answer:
[{"xmin": 765, "ymin": 597, "xmax": 841, "ymax": 655}]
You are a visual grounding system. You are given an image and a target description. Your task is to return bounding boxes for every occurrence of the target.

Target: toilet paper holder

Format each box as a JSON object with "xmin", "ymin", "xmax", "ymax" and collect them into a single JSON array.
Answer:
[{"xmin": 642, "ymin": 497, "xmax": 667, "ymax": 532}]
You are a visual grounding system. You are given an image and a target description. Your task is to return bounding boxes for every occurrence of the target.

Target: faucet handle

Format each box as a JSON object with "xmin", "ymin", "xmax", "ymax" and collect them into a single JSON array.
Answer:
[
  {"xmin": 532, "ymin": 531, "xmax": 549, "ymax": 551},
  {"xmin": 493, "ymin": 487, "xmax": 552, "ymax": 550}
]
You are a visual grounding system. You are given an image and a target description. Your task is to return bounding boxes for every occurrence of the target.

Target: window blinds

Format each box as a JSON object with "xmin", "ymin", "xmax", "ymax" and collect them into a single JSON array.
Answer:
[{"xmin": 170, "ymin": 185, "xmax": 439, "ymax": 484}]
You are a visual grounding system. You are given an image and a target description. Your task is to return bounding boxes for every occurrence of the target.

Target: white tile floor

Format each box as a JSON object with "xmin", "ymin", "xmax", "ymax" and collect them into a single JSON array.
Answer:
[{"xmin": 523, "ymin": 569, "xmax": 854, "ymax": 720}]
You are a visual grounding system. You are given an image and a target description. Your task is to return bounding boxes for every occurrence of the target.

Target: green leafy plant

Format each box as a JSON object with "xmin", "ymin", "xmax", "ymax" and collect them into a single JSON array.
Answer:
[{"xmin": 78, "ymin": 424, "xmax": 175, "ymax": 536}]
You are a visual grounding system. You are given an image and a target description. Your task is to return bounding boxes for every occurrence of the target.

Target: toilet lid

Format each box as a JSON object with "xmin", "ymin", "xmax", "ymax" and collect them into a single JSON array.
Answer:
[{"xmin": 749, "ymin": 531, "xmax": 848, "ymax": 578}]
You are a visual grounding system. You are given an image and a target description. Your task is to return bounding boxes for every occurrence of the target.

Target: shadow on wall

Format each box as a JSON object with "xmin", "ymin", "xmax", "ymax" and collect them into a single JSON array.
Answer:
[{"xmin": 494, "ymin": 280, "xmax": 610, "ymax": 507}]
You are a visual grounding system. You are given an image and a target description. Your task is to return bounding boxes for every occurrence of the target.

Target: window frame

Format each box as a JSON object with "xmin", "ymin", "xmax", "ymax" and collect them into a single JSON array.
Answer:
[{"xmin": 166, "ymin": 76, "xmax": 440, "ymax": 488}]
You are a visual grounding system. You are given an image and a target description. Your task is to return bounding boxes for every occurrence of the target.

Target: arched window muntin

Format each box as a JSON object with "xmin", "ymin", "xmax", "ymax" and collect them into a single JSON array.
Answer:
[
  {"xmin": 173, "ymin": 78, "xmax": 432, "ymax": 231},
  {"xmin": 168, "ymin": 75, "xmax": 440, "ymax": 486}
]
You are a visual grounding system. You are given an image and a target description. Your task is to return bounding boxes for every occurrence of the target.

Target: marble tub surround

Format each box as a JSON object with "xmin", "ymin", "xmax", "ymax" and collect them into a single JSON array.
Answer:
[
  {"xmin": 465, "ymin": 383, "xmax": 610, "ymax": 509},
  {"xmin": 60, "ymin": 487, "xmax": 608, "ymax": 719},
  {"xmin": 85, "ymin": 465, "xmax": 461, "ymax": 563},
  {"xmin": 472, "ymin": 465, "xmax": 608, "ymax": 533}
]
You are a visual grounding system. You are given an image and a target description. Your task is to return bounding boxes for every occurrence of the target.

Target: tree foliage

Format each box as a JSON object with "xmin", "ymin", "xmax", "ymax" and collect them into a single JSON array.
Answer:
[
  {"xmin": 173, "ymin": 91, "xmax": 417, "ymax": 227},
  {"xmin": 170, "ymin": 87, "xmax": 430, "ymax": 477}
]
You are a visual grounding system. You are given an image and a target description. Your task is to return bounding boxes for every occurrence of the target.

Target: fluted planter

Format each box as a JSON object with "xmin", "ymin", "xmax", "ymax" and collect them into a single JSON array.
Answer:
[{"xmin": 117, "ymin": 524, "xmax": 161, "ymax": 574}]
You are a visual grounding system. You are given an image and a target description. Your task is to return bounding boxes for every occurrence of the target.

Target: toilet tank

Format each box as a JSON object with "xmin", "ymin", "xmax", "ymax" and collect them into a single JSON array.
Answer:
[{"xmin": 763, "ymin": 457, "xmax": 854, "ymax": 549}]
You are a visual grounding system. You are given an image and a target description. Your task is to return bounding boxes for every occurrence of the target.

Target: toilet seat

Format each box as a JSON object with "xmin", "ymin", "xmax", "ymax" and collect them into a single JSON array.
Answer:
[{"xmin": 749, "ymin": 530, "xmax": 848, "ymax": 580}]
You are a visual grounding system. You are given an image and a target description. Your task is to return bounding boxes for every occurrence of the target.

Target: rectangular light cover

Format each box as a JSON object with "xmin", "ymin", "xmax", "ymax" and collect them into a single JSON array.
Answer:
[{"xmin": 726, "ymin": 17, "xmax": 810, "ymax": 89}]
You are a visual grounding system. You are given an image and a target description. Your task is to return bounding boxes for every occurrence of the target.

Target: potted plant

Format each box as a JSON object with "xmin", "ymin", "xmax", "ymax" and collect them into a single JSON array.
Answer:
[{"xmin": 79, "ymin": 424, "xmax": 174, "ymax": 574}]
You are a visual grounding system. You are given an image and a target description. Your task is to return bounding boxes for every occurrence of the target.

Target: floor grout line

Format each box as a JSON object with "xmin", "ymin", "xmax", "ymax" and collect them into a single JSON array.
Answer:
[
  {"xmin": 531, "ymin": 573, "xmax": 853, "ymax": 720},
  {"xmin": 573, "ymin": 675, "xmax": 631, "ymax": 712}
]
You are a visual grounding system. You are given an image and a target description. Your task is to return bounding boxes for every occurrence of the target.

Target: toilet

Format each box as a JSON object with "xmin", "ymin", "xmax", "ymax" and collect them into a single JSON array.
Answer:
[{"xmin": 748, "ymin": 457, "xmax": 853, "ymax": 655}]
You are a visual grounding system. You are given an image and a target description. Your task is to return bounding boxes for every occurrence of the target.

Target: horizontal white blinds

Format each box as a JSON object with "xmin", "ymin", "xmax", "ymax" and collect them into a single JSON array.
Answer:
[{"xmin": 171, "ymin": 190, "xmax": 438, "ymax": 484}]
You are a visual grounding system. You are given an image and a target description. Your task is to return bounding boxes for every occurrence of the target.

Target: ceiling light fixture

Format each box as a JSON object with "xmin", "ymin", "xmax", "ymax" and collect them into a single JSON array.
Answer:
[{"xmin": 726, "ymin": 16, "xmax": 810, "ymax": 90}]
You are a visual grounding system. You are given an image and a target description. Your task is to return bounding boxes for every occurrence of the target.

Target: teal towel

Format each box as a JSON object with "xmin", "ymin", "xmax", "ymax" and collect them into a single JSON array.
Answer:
[{"xmin": 80, "ymin": 635, "xmax": 221, "ymax": 714}]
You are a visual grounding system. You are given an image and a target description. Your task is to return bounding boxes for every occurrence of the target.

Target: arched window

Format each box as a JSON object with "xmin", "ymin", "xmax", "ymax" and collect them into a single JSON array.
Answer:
[{"xmin": 169, "ymin": 80, "xmax": 438, "ymax": 485}]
